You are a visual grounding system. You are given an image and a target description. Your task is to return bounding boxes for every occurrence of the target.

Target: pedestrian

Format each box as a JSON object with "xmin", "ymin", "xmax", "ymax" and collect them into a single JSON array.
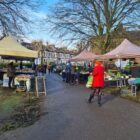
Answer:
[
  {"xmin": 88, "ymin": 64, "xmax": 92, "ymax": 73},
  {"xmin": 88, "ymin": 60, "xmax": 104, "ymax": 106},
  {"xmin": 65, "ymin": 61, "xmax": 71, "ymax": 83},
  {"xmin": 70, "ymin": 65, "xmax": 76, "ymax": 85},
  {"xmin": 47, "ymin": 63, "xmax": 51, "ymax": 74},
  {"xmin": 50, "ymin": 64, "xmax": 54, "ymax": 73},
  {"xmin": 7, "ymin": 62, "xmax": 15, "ymax": 88},
  {"xmin": 32, "ymin": 62, "xmax": 36, "ymax": 71},
  {"xmin": 44, "ymin": 63, "xmax": 47, "ymax": 74},
  {"xmin": 75, "ymin": 65, "xmax": 80, "ymax": 85},
  {"xmin": 62, "ymin": 69, "xmax": 66, "ymax": 81}
]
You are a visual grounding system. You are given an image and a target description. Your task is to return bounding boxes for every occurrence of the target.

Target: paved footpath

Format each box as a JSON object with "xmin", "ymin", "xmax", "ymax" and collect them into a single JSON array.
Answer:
[{"xmin": 1, "ymin": 73, "xmax": 140, "ymax": 140}]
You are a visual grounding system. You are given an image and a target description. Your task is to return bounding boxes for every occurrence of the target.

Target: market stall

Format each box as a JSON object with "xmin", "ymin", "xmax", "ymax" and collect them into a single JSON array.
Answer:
[
  {"xmin": 0, "ymin": 36, "xmax": 38, "ymax": 91},
  {"xmin": 100, "ymin": 39, "xmax": 140, "ymax": 94},
  {"xmin": 69, "ymin": 50, "xmax": 99, "ymax": 83}
]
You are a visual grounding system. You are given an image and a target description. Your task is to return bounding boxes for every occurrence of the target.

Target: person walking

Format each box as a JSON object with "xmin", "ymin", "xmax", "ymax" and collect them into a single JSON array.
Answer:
[
  {"xmin": 43, "ymin": 63, "xmax": 47, "ymax": 74},
  {"xmin": 65, "ymin": 61, "xmax": 72, "ymax": 83},
  {"xmin": 62, "ymin": 69, "xmax": 66, "ymax": 81},
  {"xmin": 88, "ymin": 60, "xmax": 104, "ymax": 106},
  {"xmin": 47, "ymin": 63, "xmax": 51, "ymax": 74},
  {"xmin": 7, "ymin": 62, "xmax": 15, "ymax": 88},
  {"xmin": 70, "ymin": 65, "xmax": 76, "ymax": 85}
]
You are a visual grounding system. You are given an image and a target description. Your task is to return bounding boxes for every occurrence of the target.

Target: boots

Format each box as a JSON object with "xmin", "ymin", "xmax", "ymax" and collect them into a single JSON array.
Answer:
[
  {"xmin": 88, "ymin": 93, "xmax": 94, "ymax": 103},
  {"xmin": 98, "ymin": 94, "xmax": 101, "ymax": 106}
]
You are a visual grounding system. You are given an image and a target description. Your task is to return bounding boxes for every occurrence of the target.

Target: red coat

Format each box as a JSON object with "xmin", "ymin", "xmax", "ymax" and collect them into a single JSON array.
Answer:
[{"xmin": 92, "ymin": 65, "xmax": 104, "ymax": 88}]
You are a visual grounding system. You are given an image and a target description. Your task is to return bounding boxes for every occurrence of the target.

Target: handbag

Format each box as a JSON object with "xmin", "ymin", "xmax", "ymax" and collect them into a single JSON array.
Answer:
[{"xmin": 86, "ymin": 75, "xmax": 93, "ymax": 88}]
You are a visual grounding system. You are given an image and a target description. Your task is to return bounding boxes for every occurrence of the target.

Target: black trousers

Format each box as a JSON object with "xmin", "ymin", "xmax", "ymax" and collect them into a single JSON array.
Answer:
[
  {"xmin": 8, "ymin": 76, "xmax": 13, "ymax": 88},
  {"xmin": 66, "ymin": 72, "xmax": 71, "ymax": 83},
  {"xmin": 88, "ymin": 88, "xmax": 102, "ymax": 104},
  {"xmin": 70, "ymin": 74, "xmax": 75, "ymax": 84},
  {"xmin": 48, "ymin": 69, "xmax": 51, "ymax": 74}
]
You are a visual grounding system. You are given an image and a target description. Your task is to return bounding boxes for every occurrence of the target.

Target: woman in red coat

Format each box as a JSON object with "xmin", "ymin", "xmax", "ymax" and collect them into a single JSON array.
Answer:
[{"xmin": 88, "ymin": 60, "xmax": 104, "ymax": 106}]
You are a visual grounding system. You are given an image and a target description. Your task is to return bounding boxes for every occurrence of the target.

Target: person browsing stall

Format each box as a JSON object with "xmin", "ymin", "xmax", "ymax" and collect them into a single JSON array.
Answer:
[{"xmin": 7, "ymin": 62, "xmax": 15, "ymax": 88}]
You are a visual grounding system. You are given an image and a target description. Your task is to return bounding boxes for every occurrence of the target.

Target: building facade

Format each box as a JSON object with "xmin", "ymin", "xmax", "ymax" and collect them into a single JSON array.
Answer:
[
  {"xmin": 21, "ymin": 41, "xmax": 76, "ymax": 64},
  {"xmin": 41, "ymin": 51, "xmax": 75, "ymax": 64}
]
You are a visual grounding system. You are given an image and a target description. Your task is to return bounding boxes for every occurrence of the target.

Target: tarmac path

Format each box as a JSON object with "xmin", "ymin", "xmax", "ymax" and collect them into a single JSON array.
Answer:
[{"xmin": 0, "ymin": 73, "xmax": 140, "ymax": 140}]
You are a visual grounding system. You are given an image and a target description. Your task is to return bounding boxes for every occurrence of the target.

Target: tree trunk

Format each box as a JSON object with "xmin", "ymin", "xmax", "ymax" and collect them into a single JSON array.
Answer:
[{"xmin": 102, "ymin": 33, "xmax": 111, "ymax": 54}]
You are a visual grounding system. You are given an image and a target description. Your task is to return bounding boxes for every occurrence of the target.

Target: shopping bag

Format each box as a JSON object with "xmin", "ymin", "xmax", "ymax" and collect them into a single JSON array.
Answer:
[{"xmin": 86, "ymin": 75, "xmax": 93, "ymax": 88}]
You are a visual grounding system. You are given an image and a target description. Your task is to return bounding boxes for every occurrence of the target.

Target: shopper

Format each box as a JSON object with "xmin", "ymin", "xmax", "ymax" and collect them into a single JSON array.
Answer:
[
  {"xmin": 88, "ymin": 64, "xmax": 92, "ymax": 73},
  {"xmin": 88, "ymin": 60, "xmax": 104, "ymax": 106},
  {"xmin": 62, "ymin": 69, "xmax": 66, "ymax": 81},
  {"xmin": 75, "ymin": 65, "xmax": 80, "ymax": 85},
  {"xmin": 65, "ymin": 61, "xmax": 71, "ymax": 83},
  {"xmin": 47, "ymin": 63, "xmax": 51, "ymax": 74},
  {"xmin": 70, "ymin": 65, "xmax": 76, "ymax": 85},
  {"xmin": 7, "ymin": 62, "xmax": 15, "ymax": 88}
]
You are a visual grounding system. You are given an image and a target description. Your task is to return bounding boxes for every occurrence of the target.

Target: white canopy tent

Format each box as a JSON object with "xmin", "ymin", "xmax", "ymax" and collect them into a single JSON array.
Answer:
[
  {"xmin": 0, "ymin": 36, "xmax": 38, "ymax": 59},
  {"xmin": 70, "ymin": 50, "xmax": 98, "ymax": 62},
  {"xmin": 101, "ymin": 39, "xmax": 140, "ymax": 59}
]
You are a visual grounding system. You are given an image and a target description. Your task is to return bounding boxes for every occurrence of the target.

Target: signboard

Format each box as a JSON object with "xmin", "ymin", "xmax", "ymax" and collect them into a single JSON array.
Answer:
[{"xmin": 35, "ymin": 76, "xmax": 46, "ymax": 97}]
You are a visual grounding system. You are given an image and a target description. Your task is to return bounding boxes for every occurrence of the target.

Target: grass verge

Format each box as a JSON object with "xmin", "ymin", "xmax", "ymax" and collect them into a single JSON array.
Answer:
[{"xmin": 0, "ymin": 87, "xmax": 40, "ymax": 134}]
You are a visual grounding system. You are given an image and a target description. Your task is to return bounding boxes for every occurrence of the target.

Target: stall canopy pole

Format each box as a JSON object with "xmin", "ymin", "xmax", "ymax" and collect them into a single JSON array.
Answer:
[{"xmin": 120, "ymin": 59, "xmax": 122, "ymax": 70}]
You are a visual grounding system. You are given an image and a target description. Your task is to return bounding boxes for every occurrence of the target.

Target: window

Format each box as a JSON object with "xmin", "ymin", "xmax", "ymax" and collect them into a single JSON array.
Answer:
[{"xmin": 43, "ymin": 52, "xmax": 46, "ymax": 57}]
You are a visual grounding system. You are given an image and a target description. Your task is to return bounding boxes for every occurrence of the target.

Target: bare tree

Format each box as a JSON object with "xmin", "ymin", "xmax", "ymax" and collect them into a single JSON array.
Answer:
[
  {"xmin": 0, "ymin": 0, "xmax": 45, "ymax": 39},
  {"xmin": 31, "ymin": 40, "xmax": 45, "ymax": 51},
  {"xmin": 47, "ymin": 0, "xmax": 140, "ymax": 53}
]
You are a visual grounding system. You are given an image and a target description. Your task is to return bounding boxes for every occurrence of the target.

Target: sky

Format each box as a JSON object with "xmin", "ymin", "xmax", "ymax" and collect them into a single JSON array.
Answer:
[{"xmin": 24, "ymin": 0, "xmax": 66, "ymax": 48}]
